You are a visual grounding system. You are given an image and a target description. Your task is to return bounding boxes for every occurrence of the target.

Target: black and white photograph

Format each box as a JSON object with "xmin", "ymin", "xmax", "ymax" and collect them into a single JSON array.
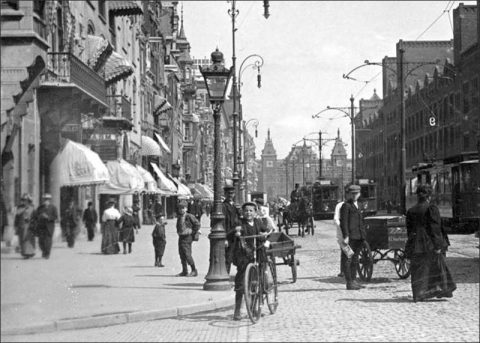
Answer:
[{"xmin": 1, "ymin": 1, "xmax": 479, "ymax": 342}]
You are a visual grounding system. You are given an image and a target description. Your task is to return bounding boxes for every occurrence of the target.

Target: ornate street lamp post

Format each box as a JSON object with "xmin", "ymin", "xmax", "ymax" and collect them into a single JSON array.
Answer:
[{"xmin": 199, "ymin": 48, "xmax": 233, "ymax": 291}]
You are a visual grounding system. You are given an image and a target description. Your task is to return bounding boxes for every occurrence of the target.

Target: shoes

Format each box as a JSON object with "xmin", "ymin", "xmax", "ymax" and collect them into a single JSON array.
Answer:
[
  {"xmin": 352, "ymin": 281, "xmax": 365, "ymax": 288},
  {"xmin": 188, "ymin": 270, "xmax": 198, "ymax": 277},
  {"xmin": 337, "ymin": 272, "xmax": 344, "ymax": 277},
  {"xmin": 346, "ymin": 283, "xmax": 361, "ymax": 290},
  {"xmin": 436, "ymin": 291, "xmax": 453, "ymax": 299},
  {"xmin": 158, "ymin": 264, "xmax": 165, "ymax": 267},
  {"xmin": 154, "ymin": 261, "xmax": 159, "ymax": 267},
  {"xmin": 176, "ymin": 272, "xmax": 188, "ymax": 277},
  {"xmin": 233, "ymin": 312, "xmax": 242, "ymax": 321}
]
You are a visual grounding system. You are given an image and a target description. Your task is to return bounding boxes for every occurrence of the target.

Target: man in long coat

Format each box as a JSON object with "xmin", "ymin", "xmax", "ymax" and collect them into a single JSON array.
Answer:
[
  {"xmin": 82, "ymin": 201, "xmax": 98, "ymax": 241},
  {"xmin": 35, "ymin": 193, "xmax": 58, "ymax": 259},
  {"xmin": 223, "ymin": 180, "xmax": 241, "ymax": 274}
]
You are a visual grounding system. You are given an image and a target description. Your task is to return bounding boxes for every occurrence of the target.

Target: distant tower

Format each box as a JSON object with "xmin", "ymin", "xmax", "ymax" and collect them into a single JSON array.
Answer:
[
  {"xmin": 260, "ymin": 129, "xmax": 278, "ymax": 199},
  {"xmin": 331, "ymin": 128, "xmax": 347, "ymax": 169}
]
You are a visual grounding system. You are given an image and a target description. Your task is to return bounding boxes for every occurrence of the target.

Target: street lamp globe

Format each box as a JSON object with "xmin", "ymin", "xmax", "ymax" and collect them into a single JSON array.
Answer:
[{"xmin": 200, "ymin": 48, "xmax": 233, "ymax": 103}]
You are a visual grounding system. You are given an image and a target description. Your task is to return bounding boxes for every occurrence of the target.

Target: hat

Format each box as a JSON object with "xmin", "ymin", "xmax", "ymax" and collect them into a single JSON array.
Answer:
[
  {"xmin": 254, "ymin": 198, "xmax": 264, "ymax": 206},
  {"xmin": 178, "ymin": 200, "xmax": 188, "ymax": 208},
  {"xmin": 124, "ymin": 207, "xmax": 133, "ymax": 215},
  {"xmin": 42, "ymin": 193, "xmax": 52, "ymax": 199},
  {"xmin": 347, "ymin": 185, "xmax": 361, "ymax": 193},
  {"xmin": 242, "ymin": 201, "xmax": 258, "ymax": 211},
  {"xmin": 416, "ymin": 184, "xmax": 432, "ymax": 197},
  {"xmin": 107, "ymin": 198, "xmax": 116, "ymax": 205},
  {"xmin": 223, "ymin": 179, "xmax": 235, "ymax": 190},
  {"xmin": 21, "ymin": 193, "xmax": 32, "ymax": 202}
]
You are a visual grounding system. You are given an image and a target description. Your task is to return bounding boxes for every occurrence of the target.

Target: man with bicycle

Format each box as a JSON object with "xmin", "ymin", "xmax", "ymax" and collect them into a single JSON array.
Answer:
[{"xmin": 228, "ymin": 201, "xmax": 269, "ymax": 321}]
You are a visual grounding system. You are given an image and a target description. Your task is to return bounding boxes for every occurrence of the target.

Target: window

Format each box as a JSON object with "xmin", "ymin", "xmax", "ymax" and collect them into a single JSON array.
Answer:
[
  {"xmin": 33, "ymin": 0, "xmax": 46, "ymax": 18},
  {"xmin": 98, "ymin": 0, "xmax": 106, "ymax": 18},
  {"xmin": 2, "ymin": 0, "xmax": 19, "ymax": 10},
  {"xmin": 56, "ymin": 8, "xmax": 64, "ymax": 52},
  {"xmin": 463, "ymin": 81, "xmax": 470, "ymax": 114},
  {"xmin": 87, "ymin": 20, "xmax": 95, "ymax": 35},
  {"xmin": 266, "ymin": 161, "xmax": 273, "ymax": 167},
  {"xmin": 463, "ymin": 133, "xmax": 470, "ymax": 150},
  {"xmin": 472, "ymin": 77, "xmax": 479, "ymax": 107}
]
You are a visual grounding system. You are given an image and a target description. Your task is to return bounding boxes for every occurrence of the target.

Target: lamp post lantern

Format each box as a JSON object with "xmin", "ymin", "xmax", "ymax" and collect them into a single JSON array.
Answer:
[{"xmin": 199, "ymin": 48, "xmax": 233, "ymax": 291}]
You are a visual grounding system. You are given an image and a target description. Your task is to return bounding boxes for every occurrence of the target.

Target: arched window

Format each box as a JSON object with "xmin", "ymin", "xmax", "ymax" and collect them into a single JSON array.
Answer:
[{"xmin": 87, "ymin": 20, "xmax": 95, "ymax": 35}]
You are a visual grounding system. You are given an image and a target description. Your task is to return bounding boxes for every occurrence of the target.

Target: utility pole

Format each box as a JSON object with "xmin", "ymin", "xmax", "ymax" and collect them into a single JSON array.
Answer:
[
  {"xmin": 302, "ymin": 139, "xmax": 306, "ymax": 185},
  {"xmin": 399, "ymin": 46, "xmax": 406, "ymax": 215},
  {"xmin": 318, "ymin": 131, "xmax": 322, "ymax": 179},
  {"xmin": 350, "ymin": 95, "xmax": 356, "ymax": 185}
]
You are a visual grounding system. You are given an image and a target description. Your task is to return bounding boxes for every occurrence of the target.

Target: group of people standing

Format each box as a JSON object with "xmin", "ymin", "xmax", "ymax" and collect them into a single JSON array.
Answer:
[{"xmin": 334, "ymin": 183, "xmax": 456, "ymax": 301}]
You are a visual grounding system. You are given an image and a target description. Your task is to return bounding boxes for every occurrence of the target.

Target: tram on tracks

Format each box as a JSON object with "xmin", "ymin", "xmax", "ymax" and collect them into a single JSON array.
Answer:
[
  {"xmin": 358, "ymin": 179, "xmax": 378, "ymax": 217},
  {"xmin": 310, "ymin": 180, "xmax": 340, "ymax": 220},
  {"xmin": 406, "ymin": 153, "xmax": 480, "ymax": 233}
]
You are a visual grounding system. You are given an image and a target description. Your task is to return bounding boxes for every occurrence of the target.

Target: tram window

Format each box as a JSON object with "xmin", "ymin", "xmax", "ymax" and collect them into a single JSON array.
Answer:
[{"xmin": 461, "ymin": 163, "xmax": 479, "ymax": 191}]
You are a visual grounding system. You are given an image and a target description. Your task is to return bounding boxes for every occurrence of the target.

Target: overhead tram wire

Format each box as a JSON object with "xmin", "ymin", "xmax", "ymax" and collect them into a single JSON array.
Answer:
[{"xmin": 415, "ymin": 1, "xmax": 453, "ymax": 40}]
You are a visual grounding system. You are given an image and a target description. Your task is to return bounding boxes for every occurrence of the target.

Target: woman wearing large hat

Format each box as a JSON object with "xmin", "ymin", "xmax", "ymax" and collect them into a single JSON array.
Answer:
[{"xmin": 14, "ymin": 193, "xmax": 36, "ymax": 258}]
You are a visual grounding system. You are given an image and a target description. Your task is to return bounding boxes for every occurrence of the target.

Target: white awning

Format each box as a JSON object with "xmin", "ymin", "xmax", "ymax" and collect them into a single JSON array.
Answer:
[
  {"xmin": 141, "ymin": 135, "xmax": 162, "ymax": 156},
  {"xmin": 136, "ymin": 165, "xmax": 163, "ymax": 194},
  {"xmin": 99, "ymin": 159, "xmax": 145, "ymax": 194},
  {"xmin": 154, "ymin": 132, "xmax": 171, "ymax": 154},
  {"xmin": 168, "ymin": 175, "xmax": 192, "ymax": 199},
  {"xmin": 150, "ymin": 163, "xmax": 177, "ymax": 194},
  {"xmin": 50, "ymin": 139, "xmax": 109, "ymax": 187}
]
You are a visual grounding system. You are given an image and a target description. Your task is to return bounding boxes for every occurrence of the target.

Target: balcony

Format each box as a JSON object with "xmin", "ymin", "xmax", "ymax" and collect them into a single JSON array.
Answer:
[
  {"xmin": 41, "ymin": 52, "xmax": 107, "ymax": 106},
  {"xmin": 103, "ymin": 95, "xmax": 133, "ymax": 130}
]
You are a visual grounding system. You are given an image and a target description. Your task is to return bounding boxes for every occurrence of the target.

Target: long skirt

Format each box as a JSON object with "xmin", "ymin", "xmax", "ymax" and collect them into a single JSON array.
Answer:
[
  {"xmin": 17, "ymin": 224, "xmax": 35, "ymax": 258},
  {"xmin": 410, "ymin": 252, "xmax": 456, "ymax": 301},
  {"xmin": 101, "ymin": 221, "xmax": 120, "ymax": 254},
  {"xmin": 119, "ymin": 225, "xmax": 135, "ymax": 243}
]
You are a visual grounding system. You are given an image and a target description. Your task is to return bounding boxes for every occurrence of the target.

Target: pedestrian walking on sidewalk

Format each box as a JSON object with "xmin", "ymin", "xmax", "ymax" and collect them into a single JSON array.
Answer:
[
  {"xmin": 405, "ymin": 184, "xmax": 456, "ymax": 302},
  {"xmin": 14, "ymin": 193, "xmax": 36, "ymax": 259},
  {"xmin": 176, "ymin": 200, "xmax": 200, "ymax": 277},
  {"xmin": 223, "ymin": 180, "xmax": 241, "ymax": 274},
  {"xmin": 339, "ymin": 185, "xmax": 366, "ymax": 290},
  {"xmin": 35, "ymin": 193, "xmax": 58, "ymax": 259},
  {"xmin": 152, "ymin": 214, "xmax": 167, "ymax": 267},
  {"xmin": 118, "ymin": 207, "xmax": 138, "ymax": 254},
  {"xmin": 82, "ymin": 201, "xmax": 98, "ymax": 241},
  {"xmin": 101, "ymin": 199, "xmax": 121, "ymax": 255},
  {"xmin": 229, "ymin": 201, "xmax": 268, "ymax": 320},
  {"xmin": 61, "ymin": 200, "xmax": 80, "ymax": 248}
]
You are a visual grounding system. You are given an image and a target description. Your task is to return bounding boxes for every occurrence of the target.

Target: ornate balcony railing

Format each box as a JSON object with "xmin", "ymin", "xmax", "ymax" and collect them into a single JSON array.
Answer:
[
  {"xmin": 42, "ymin": 52, "xmax": 107, "ymax": 105},
  {"xmin": 106, "ymin": 95, "xmax": 132, "ymax": 121}
]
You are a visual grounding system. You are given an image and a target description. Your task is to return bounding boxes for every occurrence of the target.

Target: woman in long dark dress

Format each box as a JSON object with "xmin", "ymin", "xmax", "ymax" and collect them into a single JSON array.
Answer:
[
  {"xmin": 14, "ymin": 194, "xmax": 36, "ymax": 258},
  {"xmin": 118, "ymin": 207, "xmax": 138, "ymax": 254},
  {"xmin": 101, "ymin": 199, "xmax": 121, "ymax": 254},
  {"xmin": 406, "ymin": 184, "xmax": 456, "ymax": 302}
]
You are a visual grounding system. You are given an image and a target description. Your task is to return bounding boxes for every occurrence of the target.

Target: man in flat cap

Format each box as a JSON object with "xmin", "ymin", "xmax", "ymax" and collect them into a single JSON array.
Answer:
[
  {"xmin": 339, "ymin": 184, "xmax": 366, "ymax": 290},
  {"xmin": 35, "ymin": 193, "xmax": 58, "ymax": 259},
  {"xmin": 223, "ymin": 179, "xmax": 241, "ymax": 274},
  {"xmin": 176, "ymin": 200, "xmax": 200, "ymax": 277}
]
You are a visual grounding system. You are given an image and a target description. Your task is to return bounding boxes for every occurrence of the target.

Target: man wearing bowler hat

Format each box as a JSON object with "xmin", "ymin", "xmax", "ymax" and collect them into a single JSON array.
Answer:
[
  {"xmin": 340, "ymin": 184, "xmax": 367, "ymax": 290},
  {"xmin": 35, "ymin": 193, "xmax": 58, "ymax": 259},
  {"xmin": 223, "ymin": 179, "xmax": 241, "ymax": 274}
]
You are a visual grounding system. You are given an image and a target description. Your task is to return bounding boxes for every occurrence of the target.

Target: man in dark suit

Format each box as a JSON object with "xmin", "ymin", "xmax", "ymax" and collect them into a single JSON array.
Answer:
[
  {"xmin": 223, "ymin": 179, "xmax": 241, "ymax": 274},
  {"xmin": 82, "ymin": 201, "xmax": 98, "ymax": 241},
  {"xmin": 340, "ymin": 185, "xmax": 366, "ymax": 290},
  {"xmin": 35, "ymin": 193, "xmax": 58, "ymax": 259}
]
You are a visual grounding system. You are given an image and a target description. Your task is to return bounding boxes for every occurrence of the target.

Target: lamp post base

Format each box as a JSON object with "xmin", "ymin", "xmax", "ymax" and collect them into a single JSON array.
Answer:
[{"xmin": 203, "ymin": 280, "xmax": 232, "ymax": 291}]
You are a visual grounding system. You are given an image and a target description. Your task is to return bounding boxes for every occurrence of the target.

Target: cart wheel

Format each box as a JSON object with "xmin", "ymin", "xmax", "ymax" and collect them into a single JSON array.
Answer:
[
  {"xmin": 394, "ymin": 249, "xmax": 411, "ymax": 279},
  {"xmin": 265, "ymin": 259, "xmax": 278, "ymax": 314},
  {"xmin": 290, "ymin": 257, "xmax": 298, "ymax": 283},
  {"xmin": 357, "ymin": 241, "xmax": 373, "ymax": 282},
  {"xmin": 244, "ymin": 263, "xmax": 261, "ymax": 323}
]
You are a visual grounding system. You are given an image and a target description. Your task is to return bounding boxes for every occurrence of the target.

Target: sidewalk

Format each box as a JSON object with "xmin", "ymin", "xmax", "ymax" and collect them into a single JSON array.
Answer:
[{"xmin": 1, "ymin": 216, "xmax": 234, "ymax": 336}]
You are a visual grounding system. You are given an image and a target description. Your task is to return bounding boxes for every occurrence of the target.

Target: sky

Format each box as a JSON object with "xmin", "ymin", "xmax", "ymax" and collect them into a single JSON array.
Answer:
[{"xmin": 183, "ymin": 1, "xmax": 475, "ymax": 159}]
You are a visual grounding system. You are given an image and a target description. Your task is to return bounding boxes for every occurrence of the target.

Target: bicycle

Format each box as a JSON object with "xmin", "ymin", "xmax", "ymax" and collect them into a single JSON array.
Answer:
[{"xmin": 239, "ymin": 234, "xmax": 279, "ymax": 324}]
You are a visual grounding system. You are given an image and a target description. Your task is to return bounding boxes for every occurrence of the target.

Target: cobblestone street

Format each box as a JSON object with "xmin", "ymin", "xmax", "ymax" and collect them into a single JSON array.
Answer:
[{"xmin": 3, "ymin": 220, "xmax": 478, "ymax": 342}]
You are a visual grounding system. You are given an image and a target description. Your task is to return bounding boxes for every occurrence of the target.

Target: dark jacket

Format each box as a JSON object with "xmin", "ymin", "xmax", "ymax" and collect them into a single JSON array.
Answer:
[
  {"xmin": 82, "ymin": 207, "xmax": 98, "ymax": 225},
  {"xmin": 176, "ymin": 212, "xmax": 200, "ymax": 236},
  {"xmin": 229, "ymin": 218, "xmax": 267, "ymax": 267},
  {"xmin": 406, "ymin": 201, "xmax": 445, "ymax": 254},
  {"xmin": 340, "ymin": 200, "xmax": 366, "ymax": 240},
  {"xmin": 152, "ymin": 222, "xmax": 166, "ymax": 241},
  {"xmin": 35, "ymin": 203, "xmax": 58, "ymax": 236},
  {"xmin": 222, "ymin": 200, "xmax": 240, "ymax": 242}
]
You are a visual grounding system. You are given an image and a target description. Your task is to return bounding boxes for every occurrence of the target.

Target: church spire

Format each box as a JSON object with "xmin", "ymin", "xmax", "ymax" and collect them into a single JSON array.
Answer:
[
  {"xmin": 337, "ymin": 128, "xmax": 340, "ymax": 139},
  {"xmin": 178, "ymin": 2, "xmax": 186, "ymax": 39}
]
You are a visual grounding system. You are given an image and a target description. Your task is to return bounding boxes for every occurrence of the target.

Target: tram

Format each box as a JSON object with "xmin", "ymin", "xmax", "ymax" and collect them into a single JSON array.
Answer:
[
  {"xmin": 358, "ymin": 179, "xmax": 378, "ymax": 216},
  {"xmin": 406, "ymin": 154, "xmax": 480, "ymax": 233},
  {"xmin": 310, "ymin": 180, "xmax": 340, "ymax": 220}
]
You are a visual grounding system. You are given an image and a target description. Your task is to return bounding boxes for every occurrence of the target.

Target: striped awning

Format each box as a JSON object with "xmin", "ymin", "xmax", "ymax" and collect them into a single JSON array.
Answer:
[
  {"xmin": 140, "ymin": 135, "xmax": 162, "ymax": 156},
  {"xmin": 86, "ymin": 35, "xmax": 113, "ymax": 71},
  {"xmin": 150, "ymin": 163, "xmax": 177, "ymax": 195},
  {"xmin": 136, "ymin": 165, "xmax": 163, "ymax": 194},
  {"xmin": 154, "ymin": 132, "xmax": 171, "ymax": 154},
  {"xmin": 153, "ymin": 95, "xmax": 172, "ymax": 115},
  {"xmin": 109, "ymin": 1, "xmax": 143, "ymax": 17},
  {"xmin": 105, "ymin": 51, "xmax": 134, "ymax": 85}
]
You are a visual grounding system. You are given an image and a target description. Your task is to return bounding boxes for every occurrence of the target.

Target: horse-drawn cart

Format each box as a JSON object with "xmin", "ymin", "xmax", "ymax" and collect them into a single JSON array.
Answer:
[
  {"xmin": 357, "ymin": 215, "xmax": 411, "ymax": 282},
  {"xmin": 266, "ymin": 232, "xmax": 301, "ymax": 283}
]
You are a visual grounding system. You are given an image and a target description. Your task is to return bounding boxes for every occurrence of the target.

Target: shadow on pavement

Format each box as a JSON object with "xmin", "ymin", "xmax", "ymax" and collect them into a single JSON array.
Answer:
[
  {"xmin": 124, "ymin": 265, "xmax": 156, "ymax": 268},
  {"xmin": 176, "ymin": 310, "xmax": 253, "ymax": 329},
  {"xmin": 280, "ymin": 287, "xmax": 342, "ymax": 293},
  {"xmin": 164, "ymin": 282, "xmax": 205, "ymax": 287},
  {"xmin": 135, "ymin": 274, "xmax": 184, "ymax": 277},
  {"xmin": 70, "ymin": 284, "xmax": 112, "ymax": 289},
  {"xmin": 447, "ymin": 257, "xmax": 479, "ymax": 284},
  {"xmin": 314, "ymin": 276, "xmax": 348, "ymax": 284},
  {"xmin": 336, "ymin": 296, "xmax": 448, "ymax": 303}
]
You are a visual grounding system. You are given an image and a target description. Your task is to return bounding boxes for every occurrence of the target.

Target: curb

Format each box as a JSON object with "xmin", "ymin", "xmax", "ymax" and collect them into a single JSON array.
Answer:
[{"xmin": 1, "ymin": 296, "xmax": 235, "ymax": 336}]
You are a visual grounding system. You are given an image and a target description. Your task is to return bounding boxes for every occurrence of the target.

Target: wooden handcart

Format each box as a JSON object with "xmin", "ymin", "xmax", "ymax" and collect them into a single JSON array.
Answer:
[
  {"xmin": 266, "ymin": 232, "xmax": 302, "ymax": 283},
  {"xmin": 357, "ymin": 216, "xmax": 411, "ymax": 282}
]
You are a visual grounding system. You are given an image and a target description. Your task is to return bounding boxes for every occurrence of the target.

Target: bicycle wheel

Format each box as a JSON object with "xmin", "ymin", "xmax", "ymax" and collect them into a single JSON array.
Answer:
[
  {"xmin": 265, "ymin": 259, "xmax": 278, "ymax": 314},
  {"xmin": 244, "ymin": 263, "xmax": 261, "ymax": 323}
]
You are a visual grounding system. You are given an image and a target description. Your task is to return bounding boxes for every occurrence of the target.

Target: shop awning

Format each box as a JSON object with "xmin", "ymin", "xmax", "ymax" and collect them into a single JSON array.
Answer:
[
  {"xmin": 189, "ymin": 183, "xmax": 213, "ymax": 200},
  {"xmin": 99, "ymin": 159, "xmax": 145, "ymax": 194},
  {"xmin": 86, "ymin": 35, "xmax": 113, "ymax": 71},
  {"xmin": 153, "ymin": 95, "xmax": 172, "ymax": 115},
  {"xmin": 201, "ymin": 184, "xmax": 214, "ymax": 199},
  {"xmin": 50, "ymin": 139, "xmax": 109, "ymax": 187},
  {"xmin": 150, "ymin": 163, "xmax": 177, "ymax": 195},
  {"xmin": 109, "ymin": 1, "xmax": 143, "ymax": 17},
  {"xmin": 136, "ymin": 165, "xmax": 164, "ymax": 194},
  {"xmin": 141, "ymin": 135, "xmax": 162, "ymax": 156},
  {"xmin": 168, "ymin": 174, "xmax": 192, "ymax": 199},
  {"xmin": 105, "ymin": 51, "xmax": 134, "ymax": 85},
  {"xmin": 154, "ymin": 132, "xmax": 171, "ymax": 154}
]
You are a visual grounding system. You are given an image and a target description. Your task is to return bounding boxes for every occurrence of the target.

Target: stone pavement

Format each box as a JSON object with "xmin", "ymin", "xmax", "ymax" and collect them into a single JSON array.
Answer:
[
  {"xmin": 2, "ymin": 220, "xmax": 478, "ymax": 342},
  {"xmin": 0, "ymin": 215, "xmax": 234, "ymax": 336}
]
